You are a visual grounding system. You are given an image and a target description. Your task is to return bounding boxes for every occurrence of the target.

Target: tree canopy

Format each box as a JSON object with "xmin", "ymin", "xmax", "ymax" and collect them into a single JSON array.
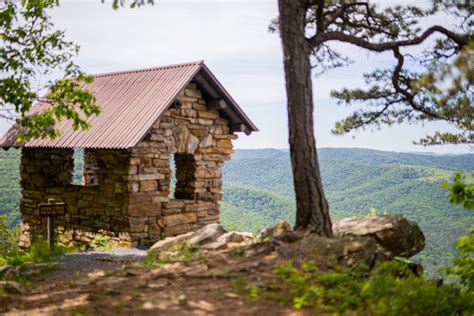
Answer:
[
  {"xmin": 1, "ymin": 0, "xmax": 99, "ymax": 141},
  {"xmin": 273, "ymin": 1, "xmax": 473, "ymax": 145}
]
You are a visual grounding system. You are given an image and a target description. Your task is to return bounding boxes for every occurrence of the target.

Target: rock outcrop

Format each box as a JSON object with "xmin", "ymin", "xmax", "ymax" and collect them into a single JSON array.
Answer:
[
  {"xmin": 149, "ymin": 214, "xmax": 425, "ymax": 269},
  {"xmin": 149, "ymin": 223, "xmax": 253, "ymax": 253},
  {"xmin": 332, "ymin": 214, "xmax": 425, "ymax": 257}
]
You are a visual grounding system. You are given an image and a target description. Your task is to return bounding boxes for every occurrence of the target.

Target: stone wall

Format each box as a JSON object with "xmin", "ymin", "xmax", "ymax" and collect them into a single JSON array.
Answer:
[
  {"xmin": 127, "ymin": 82, "xmax": 237, "ymax": 242},
  {"xmin": 19, "ymin": 148, "xmax": 133, "ymax": 247},
  {"xmin": 18, "ymin": 82, "xmax": 238, "ymax": 247}
]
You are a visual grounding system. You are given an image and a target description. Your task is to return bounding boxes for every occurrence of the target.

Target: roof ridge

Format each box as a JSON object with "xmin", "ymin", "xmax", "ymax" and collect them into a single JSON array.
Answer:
[{"xmin": 92, "ymin": 60, "xmax": 204, "ymax": 78}]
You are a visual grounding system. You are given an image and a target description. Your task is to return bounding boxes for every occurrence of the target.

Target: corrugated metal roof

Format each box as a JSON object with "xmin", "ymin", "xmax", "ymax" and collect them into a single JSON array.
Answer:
[{"xmin": 0, "ymin": 61, "xmax": 257, "ymax": 149}]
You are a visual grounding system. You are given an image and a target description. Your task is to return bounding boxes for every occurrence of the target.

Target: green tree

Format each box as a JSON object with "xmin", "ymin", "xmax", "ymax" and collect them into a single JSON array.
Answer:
[
  {"xmin": 1, "ymin": 0, "xmax": 100, "ymax": 141},
  {"xmin": 443, "ymin": 172, "xmax": 473, "ymax": 291},
  {"xmin": 274, "ymin": 0, "xmax": 472, "ymax": 235}
]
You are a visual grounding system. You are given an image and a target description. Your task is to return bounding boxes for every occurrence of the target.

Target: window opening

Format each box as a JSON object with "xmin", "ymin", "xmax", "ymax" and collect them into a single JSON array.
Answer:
[
  {"xmin": 169, "ymin": 154, "xmax": 196, "ymax": 199},
  {"xmin": 72, "ymin": 148, "xmax": 84, "ymax": 185}
]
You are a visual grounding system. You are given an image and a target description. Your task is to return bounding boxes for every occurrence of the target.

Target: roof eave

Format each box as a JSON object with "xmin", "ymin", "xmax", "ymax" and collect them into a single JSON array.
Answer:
[{"xmin": 197, "ymin": 64, "xmax": 258, "ymax": 133}]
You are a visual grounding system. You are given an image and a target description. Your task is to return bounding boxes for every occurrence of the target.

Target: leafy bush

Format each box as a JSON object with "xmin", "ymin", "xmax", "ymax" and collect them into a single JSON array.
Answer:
[
  {"xmin": 442, "ymin": 172, "xmax": 474, "ymax": 210},
  {"xmin": 90, "ymin": 234, "xmax": 114, "ymax": 250},
  {"xmin": 442, "ymin": 172, "xmax": 474, "ymax": 291},
  {"xmin": 445, "ymin": 228, "xmax": 474, "ymax": 292},
  {"xmin": 252, "ymin": 261, "xmax": 474, "ymax": 315}
]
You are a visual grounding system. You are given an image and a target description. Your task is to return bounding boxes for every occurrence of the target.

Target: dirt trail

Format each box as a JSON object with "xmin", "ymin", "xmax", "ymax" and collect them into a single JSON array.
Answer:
[{"xmin": 1, "ymin": 249, "xmax": 307, "ymax": 316}]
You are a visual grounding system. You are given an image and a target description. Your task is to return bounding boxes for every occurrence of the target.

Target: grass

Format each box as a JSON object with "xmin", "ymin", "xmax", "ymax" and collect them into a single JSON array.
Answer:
[
  {"xmin": 68, "ymin": 271, "xmax": 81, "ymax": 287},
  {"xmin": 89, "ymin": 234, "xmax": 114, "ymax": 250},
  {"xmin": 0, "ymin": 241, "xmax": 75, "ymax": 267},
  {"xmin": 0, "ymin": 241, "xmax": 76, "ymax": 287}
]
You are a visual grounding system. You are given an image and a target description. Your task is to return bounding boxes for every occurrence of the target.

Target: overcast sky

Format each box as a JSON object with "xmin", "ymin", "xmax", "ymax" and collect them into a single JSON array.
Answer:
[{"xmin": 0, "ymin": 0, "xmax": 471, "ymax": 154}]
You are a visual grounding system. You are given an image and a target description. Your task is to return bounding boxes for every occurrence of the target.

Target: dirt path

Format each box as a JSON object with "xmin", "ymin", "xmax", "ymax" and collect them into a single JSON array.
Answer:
[{"xmin": 1, "ymin": 249, "xmax": 307, "ymax": 316}]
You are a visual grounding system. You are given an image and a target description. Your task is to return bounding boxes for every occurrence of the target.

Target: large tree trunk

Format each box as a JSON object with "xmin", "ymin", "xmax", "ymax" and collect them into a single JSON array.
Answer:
[{"xmin": 278, "ymin": 0, "xmax": 333, "ymax": 237}]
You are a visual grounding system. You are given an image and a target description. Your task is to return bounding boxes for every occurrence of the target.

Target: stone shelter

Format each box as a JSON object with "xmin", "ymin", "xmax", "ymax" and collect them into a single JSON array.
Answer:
[{"xmin": 0, "ymin": 61, "xmax": 257, "ymax": 247}]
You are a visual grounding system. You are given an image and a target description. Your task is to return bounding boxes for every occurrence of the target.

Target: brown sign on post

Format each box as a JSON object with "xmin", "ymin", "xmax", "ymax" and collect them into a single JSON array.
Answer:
[
  {"xmin": 39, "ymin": 202, "xmax": 66, "ymax": 217},
  {"xmin": 38, "ymin": 199, "xmax": 66, "ymax": 250}
]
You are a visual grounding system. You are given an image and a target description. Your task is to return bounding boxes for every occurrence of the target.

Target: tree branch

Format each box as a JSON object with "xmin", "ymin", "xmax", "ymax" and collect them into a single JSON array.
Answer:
[
  {"xmin": 308, "ymin": 25, "xmax": 469, "ymax": 50},
  {"xmin": 391, "ymin": 48, "xmax": 444, "ymax": 121}
]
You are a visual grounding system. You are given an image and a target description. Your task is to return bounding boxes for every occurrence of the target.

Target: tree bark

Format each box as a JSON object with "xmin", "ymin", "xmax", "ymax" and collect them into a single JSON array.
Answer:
[{"xmin": 278, "ymin": 0, "xmax": 333, "ymax": 237}]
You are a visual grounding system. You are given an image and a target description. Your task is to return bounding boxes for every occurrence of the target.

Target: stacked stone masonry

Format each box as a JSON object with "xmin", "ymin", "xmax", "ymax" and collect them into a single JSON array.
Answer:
[{"xmin": 19, "ymin": 83, "xmax": 237, "ymax": 247}]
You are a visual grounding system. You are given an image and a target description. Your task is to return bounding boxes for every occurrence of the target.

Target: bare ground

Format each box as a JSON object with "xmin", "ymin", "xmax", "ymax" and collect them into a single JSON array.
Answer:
[{"xmin": 1, "ymin": 247, "xmax": 310, "ymax": 316}]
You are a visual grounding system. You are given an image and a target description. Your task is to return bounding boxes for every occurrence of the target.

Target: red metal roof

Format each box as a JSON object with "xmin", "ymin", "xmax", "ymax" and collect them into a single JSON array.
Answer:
[{"xmin": 0, "ymin": 61, "xmax": 257, "ymax": 149}]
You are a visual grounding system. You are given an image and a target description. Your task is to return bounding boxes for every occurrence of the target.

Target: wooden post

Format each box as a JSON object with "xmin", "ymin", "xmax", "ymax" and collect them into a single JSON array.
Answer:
[
  {"xmin": 47, "ymin": 216, "xmax": 54, "ymax": 250},
  {"xmin": 38, "ymin": 198, "xmax": 66, "ymax": 251}
]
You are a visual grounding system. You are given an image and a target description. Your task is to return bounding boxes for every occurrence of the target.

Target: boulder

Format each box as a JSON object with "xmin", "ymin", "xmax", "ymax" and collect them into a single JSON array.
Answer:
[
  {"xmin": 296, "ymin": 233, "xmax": 389, "ymax": 267},
  {"xmin": 149, "ymin": 223, "xmax": 225, "ymax": 253},
  {"xmin": 257, "ymin": 221, "xmax": 292, "ymax": 240},
  {"xmin": 187, "ymin": 223, "xmax": 226, "ymax": 246},
  {"xmin": 149, "ymin": 231, "xmax": 194, "ymax": 252},
  {"xmin": 332, "ymin": 214, "xmax": 425, "ymax": 257},
  {"xmin": 203, "ymin": 231, "xmax": 254, "ymax": 250}
]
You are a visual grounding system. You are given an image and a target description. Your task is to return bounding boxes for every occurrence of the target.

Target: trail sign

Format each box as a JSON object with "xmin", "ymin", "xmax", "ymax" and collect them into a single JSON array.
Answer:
[
  {"xmin": 39, "ymin": 202, "xmax": 66, "ymax": 217},
  {"xmin": 38, "ymin": 199, "xmax": 66, "ymax": 250}
]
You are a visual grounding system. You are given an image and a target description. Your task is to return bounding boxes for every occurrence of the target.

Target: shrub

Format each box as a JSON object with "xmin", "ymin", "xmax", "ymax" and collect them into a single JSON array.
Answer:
[
  {"xmin": 90, "ymin": 234, "xmax": 113, "ymax": 250},
  {"xmin": 252, "ymin": 261, "xmax": 474, "ymax": 315}
]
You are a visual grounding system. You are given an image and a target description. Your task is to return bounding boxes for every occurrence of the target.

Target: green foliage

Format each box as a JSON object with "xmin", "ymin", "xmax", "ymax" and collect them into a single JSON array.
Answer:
[
  {"xmin": 252, "ymin": 261, "xmax": 474, "ymax": 314},
  {"xmin": 411, "ymin": 42, "xmax": 474, "ymax": 146},
  {"xmin": 0, "ymin": 240, "xmax": 74, "ymax": 267},
  {"xmin": 1, "ymin": 0, "xmax": 100, "ymax": 141},
  {"xmin": 283, "ymin": 0, "xmax": 474, "ymax": 145},
  {"xmin": 90, "ymin": 234, "xmax": 113, "ymax": 251},
  {"xmin": 104, "ymin": 0, "xmax": 154, "ymax": 10},
  {"xmin": 0, "ymin": 214, "xmax": 19, "ymax": 255},
  {"xmin": 442, "ymin": 172, "xmax": 474, "ymax": 210},
  {"xmin": 67, "ymin": 271, "xmax": 81, "ymax": 288},
  {"xmin": 442, "ymin": 172, "xmax": 474, "ymax": 292},
  {"xmin": 0, "ymin": 150, "xmax": 21, "ymax": 227},
  {"xmin": 445, "ymin": 228, "xmax": 474, "ymax": 292}
]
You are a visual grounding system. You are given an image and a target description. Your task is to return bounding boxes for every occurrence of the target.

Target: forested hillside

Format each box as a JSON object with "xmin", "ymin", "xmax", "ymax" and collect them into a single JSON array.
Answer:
[
  {"xmin": 1, "ymin": 148, "xmax": 472, "ymax": 276},
  {"xmin": 221, "ymin": 148, "xmax": 473, "ymax": 277}
]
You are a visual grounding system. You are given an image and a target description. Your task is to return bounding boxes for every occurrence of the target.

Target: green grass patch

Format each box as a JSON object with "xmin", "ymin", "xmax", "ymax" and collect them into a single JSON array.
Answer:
[
  {"xmin": 0, "ymin": 241, "xmax": 75, "ymax": 267},
  {"xmin": 90, "ymin": 234, "xmax": 114, "ymax": 251},
  {"xmin": 248, "ymin": 261, "xmax": 474, "ymax": 315}
]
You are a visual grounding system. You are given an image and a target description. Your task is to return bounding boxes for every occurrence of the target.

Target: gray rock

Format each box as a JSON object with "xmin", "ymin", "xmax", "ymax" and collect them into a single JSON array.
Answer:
[
  {"xmin": 148, "ymin": 223, "xmax": 225, "ymax": 253},
  {"xmin": 187, "ymin": 223, "xmax": 225, "ymax": 246},
  {"xmin": 186, "ymin": 134, "xmax": 200, "ymax": 154},
  {"xmin": 203, "ymin": 231, "xmax": 254, "ymax": 250},
  {"xmin": 332, "ymin": 214, "xmax": 425, "ymax": 257},
  {"xmin": 149, "ymin": 231, "xmax": 194, "ymax": 252},
  {"xmin": 296, "ymin": 234, "xmax": 389, "ymax": 268}
]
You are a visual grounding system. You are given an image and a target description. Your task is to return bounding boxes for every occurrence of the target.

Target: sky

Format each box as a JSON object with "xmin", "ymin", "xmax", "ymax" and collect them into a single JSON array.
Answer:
[{"xmin": 0, "ymin": 0, "xmax": 471, "ymax": 154}]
